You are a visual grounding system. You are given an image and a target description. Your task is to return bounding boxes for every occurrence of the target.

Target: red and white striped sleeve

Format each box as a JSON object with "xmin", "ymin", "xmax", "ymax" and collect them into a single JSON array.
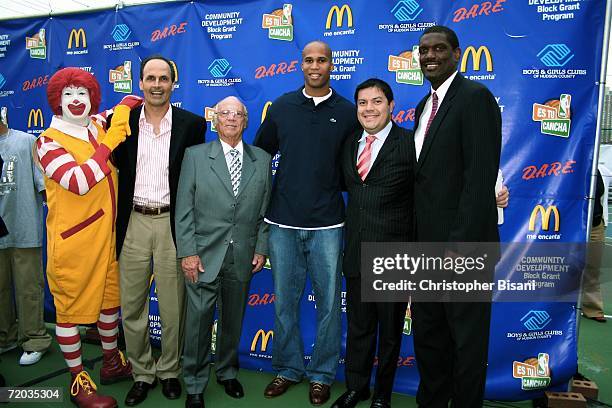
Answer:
[{"xmin": 36, "ymin": 136, "xmax": 113, "ymax": 196}]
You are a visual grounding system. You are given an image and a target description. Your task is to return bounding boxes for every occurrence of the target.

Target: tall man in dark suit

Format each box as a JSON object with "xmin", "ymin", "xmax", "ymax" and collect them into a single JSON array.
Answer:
[
  {"xmin": 175, "ymin": 96, "xmax": 272, "ymax": 408},
  {"xmin": 412, "ymin": 26, "xmax": 501, "ymax": 407},
  {"xmin": 331, "ymin": 78, "xmax": 414, "ymax": 408},
  {"xmin": 112, "ymin": 55, "xmax": 206, "ymax": 406}
]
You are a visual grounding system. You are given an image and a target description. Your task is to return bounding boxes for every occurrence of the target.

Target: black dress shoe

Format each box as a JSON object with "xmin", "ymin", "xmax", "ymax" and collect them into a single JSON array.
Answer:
[
  {"xmin": 217, "ymin": 378, "xmax": 244, "ymax": 398},
  {"xmin": 330, "ymin": 389, "xmax": 370, "ymax": 408},
  {"xmin": 160, "ymin": 377, "xmax": 182, "ymax": 399},
  {"xmin": 370, "ymin": 397, "xmax": 391, "ymax": 408},
  {"xmin": 185, "ymin": 393, "xmax": 204, "ymax": 408},
  {"xmin": 125, "ymin": 380, "xmax": 157, "ymax": 406}
]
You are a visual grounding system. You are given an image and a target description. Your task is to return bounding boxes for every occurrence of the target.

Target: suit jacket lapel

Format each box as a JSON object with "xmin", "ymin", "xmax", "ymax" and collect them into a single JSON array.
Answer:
[
  {"xmin": 350, "ymin": 130, "xmax": 362, "ymax": 182},
  {"xmin": 169, "ymin": 106, "xmax": 187, "ymax": 171},
  {"xmin": 209, "ymin": 140, "xmax": 234, "ymax": 197},
  {"xmin": 368, "ymin": 124, "xmax": 399, "ymax": 176},
  {"xmin": 416, "ymin": 74, "xmax": 463, "ymax": 172},
  {"xmin": 127, "ymin": 106, "xmax": 141, "ymax": 181},
  {"xmin": 237, "ymin": 144, "xmax": 255, "ymax": 198}
]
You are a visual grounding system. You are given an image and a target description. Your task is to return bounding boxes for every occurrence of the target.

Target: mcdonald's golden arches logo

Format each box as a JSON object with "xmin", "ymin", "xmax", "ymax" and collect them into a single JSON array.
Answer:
[
  {"xmin": 528, "ymin": 205, "xmax": 560, "ymax": 232},
  {"xmin": 68, "ymin": 28, "xmax": 87, "ymax": 49},
  {"xmin": 28, "ymin": 108, "xmax": 44, "ymax": 128},
  {"xmin": 261, "ymin": 101, "xmax": 272, "ymax": 124},
  {"xmin": 326, "ymin": 4, "xmax": 353, "ymax": 29},
  {"xmin": 250, "ymin": 329, "xmax": 273, "ymax": 352},
  {"xmin": 460, "ymin": 46, "xmax": 493, "ymax": 72}
]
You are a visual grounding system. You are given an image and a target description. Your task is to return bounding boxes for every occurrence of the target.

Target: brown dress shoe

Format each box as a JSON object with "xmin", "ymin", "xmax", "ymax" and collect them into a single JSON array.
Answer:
[
  {"xmin": 586, "ymin": 315, "xmax": 607, "ymax": 323},
  {"xmin": 264, "ymin": 377, "xmax": 297, "ymax": 398},
  {"xmin": 309, "ymin": 382, "xmax": 330, "ymax": 406},
  {"xmin": 70, "ymin": 371, "xmax": 118, "ymax": 408},
  {"xmin": 100, "ymin": 350, "xmax": 132, "ymax": 385}
]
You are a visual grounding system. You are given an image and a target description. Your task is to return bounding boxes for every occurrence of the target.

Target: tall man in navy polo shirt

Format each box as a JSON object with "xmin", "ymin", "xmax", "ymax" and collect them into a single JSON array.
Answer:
[{"xmin": 255, "ymin": 40, "xmax": 359, "ymax": 406}]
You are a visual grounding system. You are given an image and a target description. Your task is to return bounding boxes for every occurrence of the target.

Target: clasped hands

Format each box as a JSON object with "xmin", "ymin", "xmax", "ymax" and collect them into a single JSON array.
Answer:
[{"xmin": 181, "ymin": 253, "xmax": 267, "ymax": 283}]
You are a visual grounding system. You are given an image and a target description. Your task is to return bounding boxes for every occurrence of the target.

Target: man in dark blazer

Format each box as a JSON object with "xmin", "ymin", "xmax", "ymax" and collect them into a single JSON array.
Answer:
[
  {"xmin": 112, "ymin": 55, "xmax": 206, "ymax": 406},
  {"xmin": 412, "ymin": 26, "xmax": 501, "ymax": 407},
  {"xmin": 176, "ymin": 96, "xmax": 271, "ymax": 408},
  {"xmin": 331, "ymin": 78, "xmax": 414, "ymax": 408}
]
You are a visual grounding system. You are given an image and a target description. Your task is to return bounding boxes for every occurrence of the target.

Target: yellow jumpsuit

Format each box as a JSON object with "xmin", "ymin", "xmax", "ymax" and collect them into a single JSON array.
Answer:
[{"xmin": 40, "ymin": 124, "xmax": 120, "ymax": 324}]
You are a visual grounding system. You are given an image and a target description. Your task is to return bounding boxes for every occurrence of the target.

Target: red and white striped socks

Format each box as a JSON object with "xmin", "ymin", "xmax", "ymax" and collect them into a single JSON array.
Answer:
[
  {"xmin": 97, "ymin": 307, "xmax": 119, "ymax": 355},
  {"xmin": 56, "ymin": 323, "xmax": 82, "ymax": 374},
  {"xmin": 56, "ymin": 308, "xmax": 120, "ymax": 373}
]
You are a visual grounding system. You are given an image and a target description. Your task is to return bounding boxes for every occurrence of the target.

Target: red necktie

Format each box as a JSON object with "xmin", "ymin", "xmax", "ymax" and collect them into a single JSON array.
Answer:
[
  {"xmin": 424, "ymin": 92, "xmax": 438, "ymax": 137},
  {"xmin": 357, "ymin": 135, "xmax": 377, "ymax": 181}
]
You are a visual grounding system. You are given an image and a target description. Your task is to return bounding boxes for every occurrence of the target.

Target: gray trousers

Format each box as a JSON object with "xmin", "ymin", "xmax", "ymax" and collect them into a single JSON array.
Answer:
[{"xmin": 182, "ymin": 245, "xmax": 251, "ymax": 395}]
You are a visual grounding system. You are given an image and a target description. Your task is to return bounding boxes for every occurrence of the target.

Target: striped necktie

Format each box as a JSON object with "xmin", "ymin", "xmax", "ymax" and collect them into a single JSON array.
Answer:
[
  {"xmin": 424, "ymin": 91, "xmax": 438, "ymax": 137},
  {"xmin": 229, "ymin": 149, "xmax": 241, "ymax": 196},
  {"xmin": 357, "ymin": 134, "xmax": 377, "ymax": 181}
]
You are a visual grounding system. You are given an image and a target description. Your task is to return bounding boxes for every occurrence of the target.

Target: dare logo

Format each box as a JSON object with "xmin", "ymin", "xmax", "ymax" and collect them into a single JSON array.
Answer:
[
  {"xmin": 453, "ymin": 0, "xmax": 506, "ymax": 22},
  {"xmin": 255, "ymin": 60, "xmax": 298, "ymax": 79},
  {"xmin": 393, "ymin": 108, "xmax": 415, "ymax": 125},
  {"xmin": 248, "ymin": 293, "xmax": 276, "ymax": 306},
  {"xmin": 522, "ymin": 160, "xmax": 575, "ymax": 181},
  {"xmin": 22, "ymin": 75, "xmax": 49, "ymax": 92},
  {"xmin": 373, "ymin": 355, "xmax": 416, "ymax": 367},
  {"xmin": 151, "ymin": 22, "xmax": 187, "ymax": 42}
]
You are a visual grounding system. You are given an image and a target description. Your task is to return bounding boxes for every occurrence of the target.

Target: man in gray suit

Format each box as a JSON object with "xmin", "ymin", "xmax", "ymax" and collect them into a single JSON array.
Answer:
[{"xmin": 175, "ymin": 96, "xmax": 272, "ymax": 408}]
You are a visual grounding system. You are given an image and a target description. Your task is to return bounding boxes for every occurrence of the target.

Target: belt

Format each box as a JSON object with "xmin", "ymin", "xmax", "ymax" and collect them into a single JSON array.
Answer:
[{"xmin": 133, "ymin": 204, "xmax": 170, "ymax": 215}]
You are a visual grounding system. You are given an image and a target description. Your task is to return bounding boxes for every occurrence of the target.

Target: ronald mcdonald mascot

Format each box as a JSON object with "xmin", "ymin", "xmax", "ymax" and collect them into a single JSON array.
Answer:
[{"xmin": 35, "ymin": 67, "xmax": 137, "ymax": 408}]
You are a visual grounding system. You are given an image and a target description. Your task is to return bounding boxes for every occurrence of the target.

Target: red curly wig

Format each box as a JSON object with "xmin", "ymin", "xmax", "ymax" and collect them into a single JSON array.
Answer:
[{"xmin": 46, "ymin": 67, "xmax": 101, "ymax": 116}]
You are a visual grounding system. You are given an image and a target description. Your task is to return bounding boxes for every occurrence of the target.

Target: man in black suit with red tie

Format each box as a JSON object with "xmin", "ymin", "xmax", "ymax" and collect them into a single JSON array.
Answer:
[
  {"xmin": 331, "ymin": 78, "xmax": 414, "ymax": 408},
  {"xmin": 411, "ymin": 26, "xmax": 501, "ymax": 407}
]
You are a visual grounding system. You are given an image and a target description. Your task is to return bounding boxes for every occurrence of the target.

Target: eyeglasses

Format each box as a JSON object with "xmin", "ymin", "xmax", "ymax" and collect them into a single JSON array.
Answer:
[{"xmin": 217, "ymin": 110, "xmax": 246, "ymax": 119}]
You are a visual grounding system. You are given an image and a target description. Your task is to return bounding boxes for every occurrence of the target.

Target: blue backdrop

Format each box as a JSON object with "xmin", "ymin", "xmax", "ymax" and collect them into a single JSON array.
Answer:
[{"xmin": 0, "ymin": 0, "xmax": 608, "ymax": 400}]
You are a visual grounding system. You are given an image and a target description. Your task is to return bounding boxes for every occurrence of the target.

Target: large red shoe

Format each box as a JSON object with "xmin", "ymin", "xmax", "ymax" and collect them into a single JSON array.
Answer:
[
  {"xmin": 70, "ymin": 371, "xmax": 117, "ymax": 408},
  {"xmin": 100, "ymin": 350, "xmax": 132, "ymax": 385}
]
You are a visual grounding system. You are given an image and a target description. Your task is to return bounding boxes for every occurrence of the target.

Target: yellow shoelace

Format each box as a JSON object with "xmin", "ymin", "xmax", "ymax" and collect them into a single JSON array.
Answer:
[
  {"xmin": 118, "ymin": 350, "xmax": 128, "ymax": 366},
  {"xmin": 70, "ymin": 371, "xmax": 97, "ymax": 396}
]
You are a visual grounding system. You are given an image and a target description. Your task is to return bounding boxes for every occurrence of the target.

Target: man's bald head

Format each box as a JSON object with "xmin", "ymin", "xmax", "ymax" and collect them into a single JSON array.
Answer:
[
  {"xmin": 302, "ymin": 41, "xmax": 332, "ymax": 60},
  {"xmin": 213, "ymin": 96, "xmax": 248, "ymax": 147},
  {"xmin": 214, "ymin": 96, "xmax": 248, "ymax": 127}
]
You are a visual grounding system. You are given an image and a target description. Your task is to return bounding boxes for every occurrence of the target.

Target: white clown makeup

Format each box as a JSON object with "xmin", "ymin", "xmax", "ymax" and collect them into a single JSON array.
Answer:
[{"xmin": 61, "ymin": 86, "xmax": 91, "ymax": 126}]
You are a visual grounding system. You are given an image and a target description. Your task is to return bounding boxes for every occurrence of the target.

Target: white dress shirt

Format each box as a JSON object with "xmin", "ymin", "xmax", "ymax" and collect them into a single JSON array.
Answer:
[
  {"xmin": 414, "ymin": 70, "xmax": 458, "ymax": 160},
  {"xmin": 356, "ymin": 120, "xmax": 393, "ymax": 173},
  {"xmin": 220, "ymin": 139, "xmax": 244, "ymax": 172}
]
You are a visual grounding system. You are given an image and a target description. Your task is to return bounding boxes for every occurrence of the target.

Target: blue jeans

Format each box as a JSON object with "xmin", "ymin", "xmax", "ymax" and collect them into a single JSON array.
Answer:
[{"xmin": 269, "ymin": 225, "xmax": 343, "ymax": 385}]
